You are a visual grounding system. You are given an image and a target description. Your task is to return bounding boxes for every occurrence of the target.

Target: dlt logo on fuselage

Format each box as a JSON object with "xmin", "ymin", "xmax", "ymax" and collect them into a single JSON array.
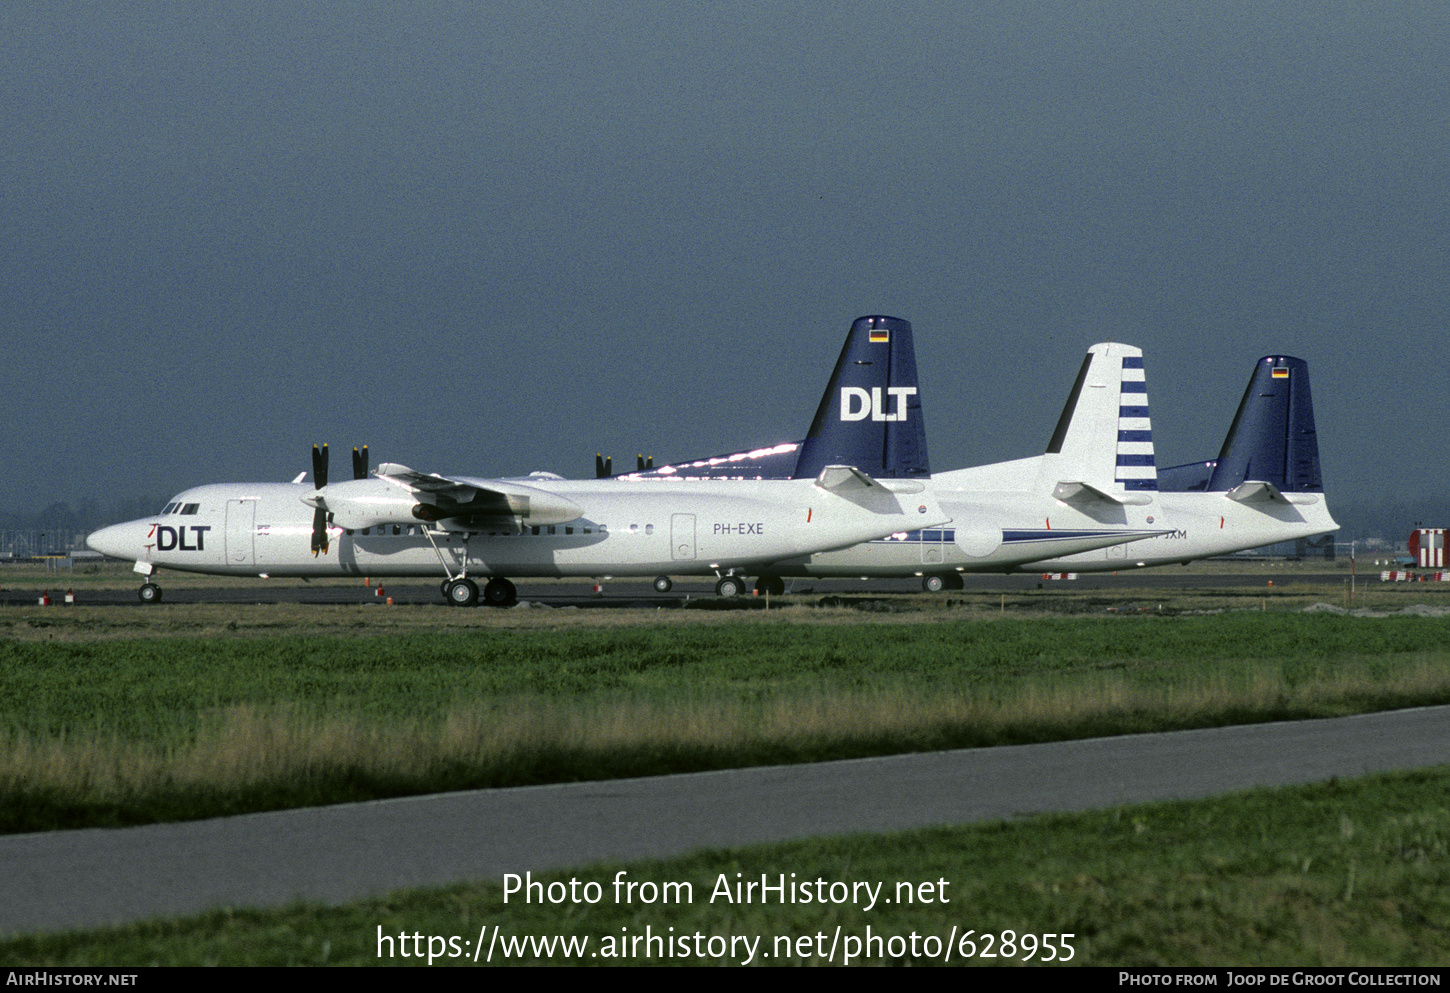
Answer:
[
  {"xmin": 840, "ymin": 387, "xmax": 917, "ymax": 422},
  {"xmin": 151, "ymin": 525, "xmax": 212, "ymax": 551}
]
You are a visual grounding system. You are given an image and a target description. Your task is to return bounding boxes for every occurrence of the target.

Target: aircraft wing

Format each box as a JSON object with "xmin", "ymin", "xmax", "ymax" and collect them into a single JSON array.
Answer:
[
  {"xmin": 374, "ymin": 463, "xmax": 585, "ymax": 526},
  {"xmin": 308, "ymin": 464, "xmax": 584, "ymax": 531}
]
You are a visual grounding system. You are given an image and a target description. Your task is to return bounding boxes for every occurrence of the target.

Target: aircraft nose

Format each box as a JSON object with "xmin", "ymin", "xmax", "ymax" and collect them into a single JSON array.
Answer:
[{"xmin": 87, "ymin": 523, "xmax": 140, "ymax": 560}]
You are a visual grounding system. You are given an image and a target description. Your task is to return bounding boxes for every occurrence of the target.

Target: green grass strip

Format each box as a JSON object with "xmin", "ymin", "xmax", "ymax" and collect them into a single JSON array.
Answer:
[{"xmin": 3, "ymin": 614, "xmax": 1450, "ymax": 832}]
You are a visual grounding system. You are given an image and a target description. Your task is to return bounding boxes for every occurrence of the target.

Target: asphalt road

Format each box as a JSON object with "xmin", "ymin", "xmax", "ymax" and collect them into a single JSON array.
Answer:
[{"xmin": 3, "ymin": 705, "xmax": 1448, "ymax": 937}]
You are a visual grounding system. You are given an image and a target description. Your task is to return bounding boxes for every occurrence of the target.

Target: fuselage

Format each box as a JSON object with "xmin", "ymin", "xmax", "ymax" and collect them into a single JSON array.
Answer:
[
  {"xmin": 757, "ymin": 454, "xmax": 1339, "ymax": 579},
  {"xmin": 87, "ymin": 476, "xmax": 949, "ymax": 580}
]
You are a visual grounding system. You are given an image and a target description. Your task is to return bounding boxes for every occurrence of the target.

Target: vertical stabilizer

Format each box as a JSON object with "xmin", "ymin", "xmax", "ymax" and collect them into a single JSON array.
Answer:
[
  {"xmin": 1206, "ymin": 356, "xmax": 1322, "ymax": 492},
  {"xmin": 1046, "ymin": 343, "xmax": 1156, "ymax": 499},
  {"xmin": 792, "ymin": 315, "xmax": 930, "ymax": 479}
]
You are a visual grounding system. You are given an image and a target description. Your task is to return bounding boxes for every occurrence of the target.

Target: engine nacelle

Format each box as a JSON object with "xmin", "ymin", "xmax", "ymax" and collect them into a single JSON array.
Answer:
[{"xmin": 303, "ymin": 479, "xmax": 417, "ymax": 531}]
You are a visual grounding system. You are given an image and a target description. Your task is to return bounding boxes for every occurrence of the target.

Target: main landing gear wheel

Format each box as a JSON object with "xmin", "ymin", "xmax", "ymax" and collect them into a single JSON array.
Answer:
[
  {"xmin": 483, "ymin": 577, "xmax": 517, "ymax": 606},
  {"xmin": 138, "ymin": 583, "xmax": 162, "ymax": 604},
  {"xmin": 653, "ymin": 575, "xmax": 673, "ymax": 593},
  {"xmin": 754, "ymin": 575, "xmax": 785, "ymax": 597},
  {"xmin": 922, "ymin": 574, "xmax": 947, "ymax": 593},
  {"xmin": 715, "ymin": 576, "xmax": 747, "ymax": 598},
  {"xmin": 446, "ymin": 578, "xmax": 479, "ymax": 607}
]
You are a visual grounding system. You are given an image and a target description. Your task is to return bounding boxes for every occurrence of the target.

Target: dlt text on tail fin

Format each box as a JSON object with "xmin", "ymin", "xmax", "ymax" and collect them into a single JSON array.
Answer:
[{"xmin": 793, "ymin": 315, "xmax": 930, "ymax": 480}]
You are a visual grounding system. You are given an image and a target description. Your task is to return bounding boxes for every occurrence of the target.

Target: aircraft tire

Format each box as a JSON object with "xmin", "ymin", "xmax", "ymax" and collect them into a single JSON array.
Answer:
[
  {"xmin": 922, "ymin": 574, "xmax": 947, "ymax": 593},
  {"xmin": 447, "ymin": 578, "xmax": 479, "ymax": 607},
  {"xmin": 483, "ymin": 577, "xmax": 517, "ymax": 606},
  {"xmin": 653, "ymin": 575, "xmax": 673, "ymax": 593},
  {"xmin": 138, "ymin": 583, "xmax": 162, "ymax": 604},
  {"xmin": 947, "ymin": 573, "xmax": 964, "ymax": 590},
  {"xmin": 754, "ymin": 575, "xmax": 785, "ymax": 597},
  {"xmin": 715, "ymin": 576, "xmax": 746, "ymax": 598}
]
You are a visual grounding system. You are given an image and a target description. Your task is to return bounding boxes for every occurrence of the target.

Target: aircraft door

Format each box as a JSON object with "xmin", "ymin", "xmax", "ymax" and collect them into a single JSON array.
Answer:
[
  {"xmin": 671, "ymin": 514, "xmax": 696, "ymax": 561},
  {"xmin": 921, "ymin": 529, "xmax": 945, "ymax": 566},
  {"xmin": 225, "ymin": 500, "xmax": 255, "ymax": 567}
]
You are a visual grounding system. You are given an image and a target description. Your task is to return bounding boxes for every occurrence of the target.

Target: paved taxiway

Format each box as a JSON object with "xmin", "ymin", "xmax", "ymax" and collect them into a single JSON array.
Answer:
[
  {"xmin": 3, "ymin": 705, "xmax": 1448, "ymax": 937},
  {"xmin": 0, "ymin": 571, "xmax": 1354, "ymax": 608}
]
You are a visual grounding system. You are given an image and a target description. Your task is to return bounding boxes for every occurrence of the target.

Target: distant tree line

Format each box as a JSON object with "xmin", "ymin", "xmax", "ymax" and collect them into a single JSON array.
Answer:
[
  {"xmin": 0, "ymin": 497, "xmax": 164, "ymax": 534},
  {"xmin": 1315, "ymin": 497, "xmax": 1449, "ymax": 548}
]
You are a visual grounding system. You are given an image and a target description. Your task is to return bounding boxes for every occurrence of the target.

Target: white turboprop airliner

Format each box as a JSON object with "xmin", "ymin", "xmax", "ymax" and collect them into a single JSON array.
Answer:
[{"xmin": 85, "ymin": 446, "xmax": 952, "ymax": 605}]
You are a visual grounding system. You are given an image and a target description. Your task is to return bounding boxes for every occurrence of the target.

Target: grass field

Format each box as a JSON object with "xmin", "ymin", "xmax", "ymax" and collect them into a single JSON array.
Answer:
[{"xmin": 2, "ymin": 568, "xmax": 1449, "ymax": 833}]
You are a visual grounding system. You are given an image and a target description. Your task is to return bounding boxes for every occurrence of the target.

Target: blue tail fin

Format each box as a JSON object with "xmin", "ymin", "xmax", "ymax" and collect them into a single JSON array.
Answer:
[
  {"xmin": 792, "ymin": 315, "xmax": 930, "ymax": 480},
  {"xmin": 1159, "ymin": 356, "xmax": 1323, "ymax": 492},
  {"xmin": 1207, "ymin": 355, "xmax": 1322, "ymax": 492}
]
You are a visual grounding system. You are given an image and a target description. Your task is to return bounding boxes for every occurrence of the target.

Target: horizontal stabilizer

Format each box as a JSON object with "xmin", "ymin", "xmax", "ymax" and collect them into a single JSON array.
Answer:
[
  {"xmin": 1224, "ymin": 480, "xmax": 1322, "ymax": 506},
  {"xmin": 812, "ymin": 464, "xmax": 946, "ymax": 526},
  {"xmin": 814, "ymin": 465, "xmax": 880, "ymax": 492},
  {"xmin": 1053, "ymin": 481, "xmax": 1153, "ymax": 506}
]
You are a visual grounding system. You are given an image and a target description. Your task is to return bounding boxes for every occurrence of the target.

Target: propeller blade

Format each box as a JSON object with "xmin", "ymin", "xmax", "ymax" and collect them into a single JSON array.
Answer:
[
  {"xmin": 596, "ymin": 454, "xmax": 613, "ymax": 479},
  {"xmin": 636, "ymin": 454, "xmax": 645, "ymax": 472},
  {"xmin": 310, "ymin": 507, "xmax": 329, "ymax": 556},
  {"xmin": 312, "ymin": 443, "xmax": 329, "ymax": 489},
  {"xmin": 353, "ymin": 445, "xmax": 368, "ymax": 481}
]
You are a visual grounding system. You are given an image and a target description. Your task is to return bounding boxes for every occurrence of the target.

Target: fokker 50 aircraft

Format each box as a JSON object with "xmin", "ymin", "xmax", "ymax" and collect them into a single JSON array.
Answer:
[
  {"xmin": 86, "ymin": 441, "xmax": 953, "ymax": 604},
  {"xmin": 612, "ymin": 316, "xmax": 1336, "ymax": 592}
]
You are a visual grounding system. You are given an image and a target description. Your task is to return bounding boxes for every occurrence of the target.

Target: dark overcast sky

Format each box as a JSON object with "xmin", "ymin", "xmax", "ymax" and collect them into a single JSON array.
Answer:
[{"xmin": 4, "ymin": 1, "xmax": 1447, "ymax": 515}]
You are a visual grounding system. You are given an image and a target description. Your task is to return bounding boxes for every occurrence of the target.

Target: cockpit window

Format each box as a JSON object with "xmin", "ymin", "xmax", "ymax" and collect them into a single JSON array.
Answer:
[
  {"xmin": 180, "ymin": 504, "xmax": 200, "ymax": 515},
  {"xmin": 161, "ymin": 503, "xmax": 177, "ymax": 515}
]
